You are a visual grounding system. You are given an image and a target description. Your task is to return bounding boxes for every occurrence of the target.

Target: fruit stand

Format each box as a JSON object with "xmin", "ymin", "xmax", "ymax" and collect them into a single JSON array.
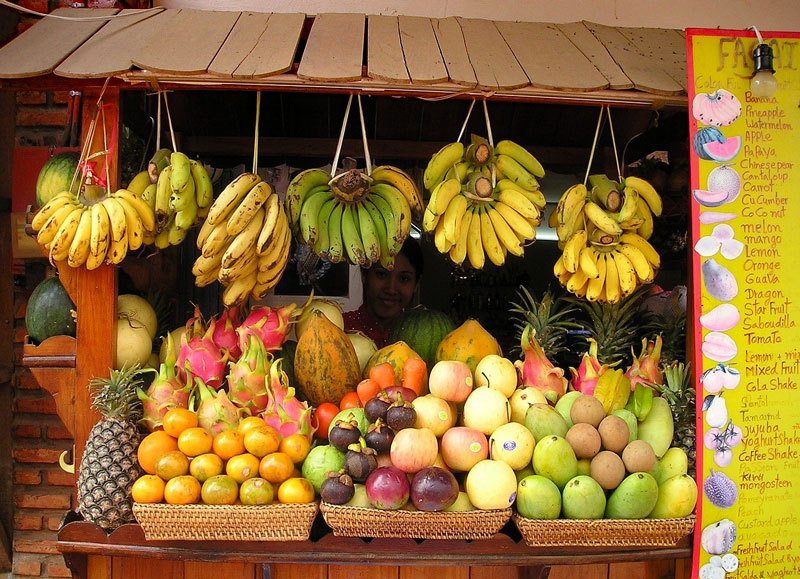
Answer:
[{"xmin": 0, "ymin": 6, "xmax": 710, "ymax": 579}]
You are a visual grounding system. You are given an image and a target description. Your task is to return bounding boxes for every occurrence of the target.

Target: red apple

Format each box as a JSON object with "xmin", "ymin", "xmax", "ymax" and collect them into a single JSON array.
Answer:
[
  {"xmin": 428, "ymin": 360, "xmax": 474, "ymax": 403},
  {"xmin": 440, "ymin": 427, "xmax": 489, "ymax": 472},
  {"xmin": 390, "ymin": 427, "xmax": 438, "ymax": 473},
  {"xmin": 412, "ymin": 394, "xmax": 456, "ymax": 437}
]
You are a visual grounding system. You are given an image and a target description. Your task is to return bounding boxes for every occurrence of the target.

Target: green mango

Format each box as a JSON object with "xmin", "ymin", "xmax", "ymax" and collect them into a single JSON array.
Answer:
[
  {"xmin": 562, "ymin": 475, "xmax": 606, "ymax": 519},
  {"xmin": 651, "ymin": 447, "xmax": 688, "ymax": 485},
  {"xmin": 532, "ymin": 435, "xmax": 577, "ymax": 490},
  {"xmin": 554, "ymin": 391, "xmax": 583, "ymax": 429},
  {"xmin": 525, "ymin": 403, "xmax": 568, "ymax": 443},
  {"xmin": 605, "ymin": 472, "xmax": 659, "ymax": 519},
  {"xmin": 649, "ymin": 474, "xmax": 697, "ymax": 519},
  {"xmin": 636, "ymin": 397, "xmax": 674, "ymax": 458}
]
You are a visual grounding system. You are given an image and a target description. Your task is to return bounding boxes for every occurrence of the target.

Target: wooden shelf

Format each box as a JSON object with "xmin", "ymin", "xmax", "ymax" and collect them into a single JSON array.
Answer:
[{"xmin": 22, "ymin": 335, "xmax": 77, "ymax": 368}]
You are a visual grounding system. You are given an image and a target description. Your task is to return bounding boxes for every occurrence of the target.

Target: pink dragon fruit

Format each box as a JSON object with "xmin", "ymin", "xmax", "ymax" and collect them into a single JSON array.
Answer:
[
  {"xmin": 177, "ymin": 307, "xmax": 229, "ymax": 391},
  {"xmin": 212, "ymin": 306, "xmax": 243, "ymax": 361},
  {"xmin": 137, "ymin": 363, "xmax": 192, "ymax": 431},
  {"xmin": 261, "ymin": 358, "xmax": 315, "ymax": 439},
  {"xmin": 569, "ymin": 338, "xmax": 608, "ymax": 396},
  {"xmin": 227, "ymin": 334, "xmax": 270, "ymax": 414},
  {"xmin": 195, "ymin": 378, "xmax": 241, "ymax": 437},
  {"xmin": 236, "ymin": 303, "xmax": 299, "ymax": 353},
  {"xmin": 515, "ymin": 325, "xmax": 568, "ymax": 404},
  {"xmin": 625, "ymin": 335, "xmax": 664, "ymax": 391}
]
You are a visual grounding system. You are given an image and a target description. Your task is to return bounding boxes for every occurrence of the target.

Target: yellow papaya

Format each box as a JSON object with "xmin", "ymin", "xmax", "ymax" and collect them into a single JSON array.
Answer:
[{"xmin": 435, "ymin": 319, "xmax": 502, "ymax": 376}]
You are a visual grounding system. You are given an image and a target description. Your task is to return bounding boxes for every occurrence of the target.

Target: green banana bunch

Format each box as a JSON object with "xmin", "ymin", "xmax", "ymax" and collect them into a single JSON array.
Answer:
[{"xmin": 153, "ymin": 153, "xmax": 214, "ymax": 241}]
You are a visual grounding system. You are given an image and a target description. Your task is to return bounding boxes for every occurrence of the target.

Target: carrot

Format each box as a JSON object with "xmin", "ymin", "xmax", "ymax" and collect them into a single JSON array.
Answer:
[
  {"xmin": 369, "ymin": 362, "xmax": 397, "ymax": 389},
  {"xmin": 401, "ymin": 357, "xmax": 427, "ymax": 396},
  {"xmin": 356, "ymin": 378, "xmax": 382, "ymax": 405}
]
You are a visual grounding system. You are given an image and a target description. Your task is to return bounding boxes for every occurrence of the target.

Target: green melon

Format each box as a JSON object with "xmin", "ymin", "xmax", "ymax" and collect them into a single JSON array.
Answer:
[
  {"xmin": 25, "ymin": 277, "xmax": 76, "ymax": 344},
  {"xmin": 35, "ymin": 152, "xmax": 80, "ymax": 207},
  {"xmin": 388, "ymin": 307, "xmax": 456, "ymax": 369}
]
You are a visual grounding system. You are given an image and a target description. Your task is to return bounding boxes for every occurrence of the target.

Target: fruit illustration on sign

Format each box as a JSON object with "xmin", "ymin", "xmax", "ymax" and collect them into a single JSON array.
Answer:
[{"xmin": 692, "ymin": 89, "xmax": 742, "ymax": 127}]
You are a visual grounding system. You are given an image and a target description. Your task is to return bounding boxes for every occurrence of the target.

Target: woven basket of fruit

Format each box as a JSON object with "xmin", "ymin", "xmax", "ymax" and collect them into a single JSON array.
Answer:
[
  {"xmin": 320, "ymin": 503, "xmax": 512, "ymax": 540},
  {"xmin": 512, "ymin": 514, "xmax": 695, "ymax": 547},
  {"xmin": 133, "ymin": 502, "xmax": 318, "ymax": 541}
]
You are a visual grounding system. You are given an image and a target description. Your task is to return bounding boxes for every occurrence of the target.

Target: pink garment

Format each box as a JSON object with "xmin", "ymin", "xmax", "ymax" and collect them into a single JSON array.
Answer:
[{"xmin": 343, "ymin": 305, "xmax": 391, "ymax": 349}]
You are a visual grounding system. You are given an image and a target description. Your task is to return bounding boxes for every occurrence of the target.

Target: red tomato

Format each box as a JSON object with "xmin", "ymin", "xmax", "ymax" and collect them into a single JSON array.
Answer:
[
  {"xmin": 312, "ymin": 403, "xmax": 340, "ymax": 440},
  {"xmin": 339, "ymin": 391, "xmax": 362, "ymax": 410}
]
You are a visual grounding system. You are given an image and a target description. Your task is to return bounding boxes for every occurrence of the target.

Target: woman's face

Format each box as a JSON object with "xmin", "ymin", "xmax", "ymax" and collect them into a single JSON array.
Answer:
[{"xmin": 363, "ymin": 252, "xmax": 418, "ymax": 325}]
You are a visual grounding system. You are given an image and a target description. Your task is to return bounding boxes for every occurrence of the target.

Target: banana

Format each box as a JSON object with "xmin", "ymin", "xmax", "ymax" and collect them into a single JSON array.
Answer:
[
  {"xmin": 444, "ymin": 161, "xmax": 470, "ymax": 184},
  {"xmin": 562, "ymin": 229, "xmax": 588, "ymax": 274},
  {"xmin": 548, "ymin": 205, "xmax": 559, "ymax": 229},
  {"xmin": 493, "ymin": 201, "xmax": 535, "ymax": 241},
  {"xmin": 154, "ymin": 165, "xmax": 173, "ymax": 230},
  {"xmin": 619, "ymin": 215, "xmax": 645, "ymax": 230},
  {"xmin": 196, "ymin": 213, "xmax": 217, "ymax": 249},
  {"xmin": 169, "ymin": 174, "xmax": 195, "ymax": 212},
  {"xmin": 227, "ymin": 181, "xmax": 273, "ymax": 237},
  {"xmin": 106, "ymin": 232, "xmax": 129, "ymax": 265},
  {"xmin": 141, "ymin": 184, "xmax": 158, "ymax": 212},
  {"xmin": 342, "ymin": 203, "xmax": 367, "ymax": 265},
  {"xmin": 174, "ymin": 198, "xmax": 198, "ymax": 230},
  {"xmin": 285, "ymin": 168, "xmax": 331, "ymax": 232},
  {"xmin": 603, "ymin": 253, "xmax": 620, "ymax": 304},
  {"xmin": 117, "ymin": 194, "xmax": 145, "ymax": 251},
  {"xmin": 497, "ymin": 178, "xmax": 546, "ymax": 208},
  {"xmin": 126, "ymin": 171, "xmax": 152, "ymax": 198},
  {"xmin": 49, "ymin": 206, "xmax": 84, "ymax": 262},
  {"xmin": 617, "ymin": 186, "xmax": 640, "ymax": 223},
  {"xmin": 442, "ymin": 194, "xmax": 469, "ymax": 245},
  {"xmin": 167, "ymin": 221, "xmax": 188, "ymax": 246},
  {"xmin": 371, "ymin": 183, "xmax": 411, "ymax": 249},
  {"xmin": 190, "ymin": 160, "xmax": 214, "ymax": 208},
  {"xmin": 299, "ymin": 187, "xmax": 334, "ymax": 245},
  {"xmin": 611, "ymin": 249, "xmax": 637, "ymax": 296},
  {"xmin": 494, "ymin": 140, "xmax": 545, "ymax": 178},
  {"xmin": 222, "ymin": 270, "xmax": 258, "ymax": 307},
  {"xmin": 619, "ymin": 232, "xmax": 660, "ymax": 268},
  {"xmin": 624, "ymin": 176, "xmax": 662, "ymax": 216},
  {"xmin": 313, "ymin": 197, "xmax": 338, "ymax": 258},
  {"xmin": 466, "ymin": 206, "xmax": 485, "ymax": 270},
  {"xmin": 195, "ymin": 264, "xmax": 221, "ymax": 288},
  {"xmin": 634, "ymin": 195, "xmax": 654, "ymax": 240},
  {"xmin": 101, "ymin": 197, "xmax": 128, "ymax": 243},
  {"xmin": 169, "ymin": 151, "xmax": 192, "ymax": 194},
  {"xmin": 219, "ymin": 249, "xmax": 258, "ymax": 285},
  {"xmin": 87, "ymin": 203, "xmax": 111, "ymax": 270},
  {"xmin": 206, "ymin": 172, "xmax": 261, "ymax": 227},
  {"xmin": 448, "ymin": 207, "xmax": 473, "ymax": 266},
  {"xmin": 356, "ymin": 201, "xmax": 381, "ymax": 264},
  {"xmin": 201, "ymin": 219, "xmax": 233, "ymax": 258},
  {"xmin": 586, "ymin": 251, "xmax": 607, "ymax": 302},
  {"xmin": 326, "ymin": 203, "xmax": 345, "ymax": 263},
  {"xmin": 424, "ymin": 178, "xmax": 458, "ymax": 217},
  {"xmin": 588, "ymin": 174, "xmax": 622, "ymax": 212},
  {"xmin": 433, "ymin": 213, "xmax": 454, "ymax": 254},
  {"xmin": 370, "ymin": 165, "xmax": 424, "ymax": 220},
  {"xmin": 487, "ymin": 203, "xmax": 524, "ymax": 257},
  {"xmin": 479, "ymin": 205, "xmax": 505, "ymax": 266},
  {"xmin": 32, "ymin": 192, "xmax": 75, "ymax": 232},
  {"xmin": 258, "ymin": 221, "xmax": 290, "ymax": 272},
  {"xmin": 148, "ymin": 148, "xmax": 171, "ymax": 183},
  {"xmin": 584, "ymin": 201, "xmax": 623, "ymax": 235},
  {"xmin": 423, "ymin": 142, "xmax": 464, "ymax": 191},
  {"xmin": 566, "ymin": 268, "xmax": 589, "ymax": 296},
  {"xmin": 362, "ymin": 198, "xmax": 391, "ymax": 269},
  {"xmin": 192, "ymin": 241, "xmax": 230, "ymax": 277},
  {"xmin": 556, "ymin": 184, "xmax": 588, "ymax": 241},
  {"xmin": 255, "ymin": 237, "xmax": 290, "ymax": 295},
  {"xmin": 154, "ymin": 226, "xmax": 171, "ymax": 250},
  {"xmin": 67, "ymin": 209, "xmax": 93, "ymax": 267},
  {"xmin": 222, "ymin": 207, "xmax": 265, "ymax": 270},
  {"xmin": 497, "ymin": 189, "xmax": 538, "ymax": 220},
  {"xmin": 37, "ymin": 204, "xmax": 79, "ymax": 246},
  {"xmin": 617, "ymin": 243, "xmax": 653, "ymax": 283},
  {"xmin": 255, "ymin": 196, "xmax": 285, "ymax": 255},
  {"xmin": 494, "ymin": 154, "xmax": 539, "ymax": 191},
  {"xmin": 578, "ymin": 245, "xmax": 601, "ymax": 279},
  {"xmin": 422, "ymin": 179, "xmax": 445, "ymax": 232}
]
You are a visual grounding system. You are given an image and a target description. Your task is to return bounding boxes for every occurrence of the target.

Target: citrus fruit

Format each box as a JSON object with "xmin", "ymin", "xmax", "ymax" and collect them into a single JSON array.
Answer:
[
  {"xmin": 163, "ymin": 475, "xmax": 201, "ymax": 505},
  {"xmin": 131, "ymin": 475, "xmax": 165, "ymax": 503},
  {"xmin": 239, "ymin": 478, "xmax": 274, "ymax": 505},
  {"xmin": 138, "ymin": 431, "xmax": 179, "ymax": 474},
  {"xmin": 238, "ymin": 416, "xmax": 269, "ymax": 434},
  {"xmin": 201, "ymin": 474, "xmax": 239, "ymax": 505},
  {"xmin": 226, "ymin": 453, "xmax": 261, "ymax": 484},
  {"xmin": 213, "ymin": 430, "xmax": 245, "ymax": 460},
  {"xmin": 278, "ymin": 477, "xmax": 315, "ymax": 503},
  {"xmin": 189, "ymin": 453, "xmax": 224, "ymax": 482},
  {"xmin": 258, "ymin": 452, "xmax": 295, "ymax": 484},
  {"xmin": 243, "ymin": 425, "xmax": 281, "ymax": 458},
  {"xmin": 154, "ymin": 450, "xmax": 190, "ymax": 481},
  {"xmin": 279, "ymin": 434, "xmax": 311, "ymax": 464},
  {"xmin": 177, "ymin": 427, "xmax": 213, "ymax": 457},
  {"xmin": 162, "ymin": 408, "xmax": 198, "ymax": 438}
]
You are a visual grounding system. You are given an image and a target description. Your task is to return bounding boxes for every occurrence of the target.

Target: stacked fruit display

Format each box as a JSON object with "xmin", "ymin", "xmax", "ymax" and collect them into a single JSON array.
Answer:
[
  {"xmin": 550, "ymin": 175, "xmax": 663, "ymax": 303},
  {"xmin": 421, "ymin": 139, "xmax": 546, "ymax": 268},
  {"xmin": 193, "ymin": 173, "xmax": 292, "ymax": 306},
  {"xmin": 285, "ymin": 165, "xmax": 424, "ymax": 269}
]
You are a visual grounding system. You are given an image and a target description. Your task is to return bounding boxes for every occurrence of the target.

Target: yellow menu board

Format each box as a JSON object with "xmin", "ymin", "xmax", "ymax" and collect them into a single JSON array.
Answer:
[{"xmin": 688, "ymin": 29, "xmax": 800, "ymax": 579}]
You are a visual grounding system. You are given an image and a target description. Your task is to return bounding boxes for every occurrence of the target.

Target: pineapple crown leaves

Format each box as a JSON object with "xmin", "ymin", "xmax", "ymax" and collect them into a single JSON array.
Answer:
[
  {"xmin": 509, "ymin": 286, "xmax": 582, "ymax": 359},
  {"xmin": 656, "ymin": 360, "xmax": 695, "ymax": 406},
  {"xmin": 89, "ymin": 364, "xmax": 152, "ymax": 421}
]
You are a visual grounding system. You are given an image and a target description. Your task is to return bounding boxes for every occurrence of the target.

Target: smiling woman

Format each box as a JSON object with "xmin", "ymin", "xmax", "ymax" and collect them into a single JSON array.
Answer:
[{"xmin": 343, "ymin": 237, "xmax": 424, "ymax": 348}]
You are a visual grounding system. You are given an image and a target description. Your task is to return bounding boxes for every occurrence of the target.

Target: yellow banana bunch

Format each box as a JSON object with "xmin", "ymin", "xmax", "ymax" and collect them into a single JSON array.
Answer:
[
  {"xmin": 194, "ymin": 172, "xmax": 291, "ymax": 306},
  {"xmin": 151, "ymin": 153, "xmax": 214, "ymax": 243}
]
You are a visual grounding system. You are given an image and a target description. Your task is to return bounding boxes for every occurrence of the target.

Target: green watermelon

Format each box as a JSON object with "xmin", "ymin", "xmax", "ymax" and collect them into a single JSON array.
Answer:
[
  {"xmin": 389, "ymin": 307, "xmax": 455, "ymax": 369},
  {"xmin": 25, "ymin": 277, "xmax": 76, "ymax": 344},
  {"xmin": 35, "ymin": 152, "xmax": 80, "ymax": 207}
]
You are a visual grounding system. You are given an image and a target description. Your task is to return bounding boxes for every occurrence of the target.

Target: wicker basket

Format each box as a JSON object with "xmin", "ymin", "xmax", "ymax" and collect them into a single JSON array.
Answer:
[
  {"xmin": 513, "ymin": 514, "xmax": 695, "ymax": 547},
  {"xmin": 320, "ymin": 503, "xmax": 511, "ymax": 540},
  {"xmin": 133, "ymin": 502, "xmax": 318, "ymax": 541}
]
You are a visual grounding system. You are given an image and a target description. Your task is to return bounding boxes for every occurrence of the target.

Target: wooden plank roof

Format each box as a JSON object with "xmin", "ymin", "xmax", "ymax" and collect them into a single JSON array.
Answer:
[{"xmin": 0, "ymin": 8, "xmax": 689, "ymax": 107}]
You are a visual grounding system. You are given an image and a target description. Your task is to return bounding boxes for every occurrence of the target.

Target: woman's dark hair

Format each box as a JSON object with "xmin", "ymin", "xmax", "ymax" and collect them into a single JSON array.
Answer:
[{"xmin": 399, "ymin": 236, "xmax": 423, "ymax": 279}]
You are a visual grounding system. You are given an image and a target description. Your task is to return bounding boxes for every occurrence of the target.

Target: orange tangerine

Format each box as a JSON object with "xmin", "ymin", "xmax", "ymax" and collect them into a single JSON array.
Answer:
[
  {"xmin": 190, "ymin": 453, "xmax": 224, "ymax": 482},
  {"xmin": 154, "ymin": 450, "xmax": 190, "ymax": 481},
  {"xmin": 131, "ymin": 475, "xmax": 165, "ymax": 504},
  {"xmin": 243, "ymin": 425, "xmax": 281, "ymax": 458},
  {"xmin": 177, "ymin": 427, "xmax": 213, "ymax": 457},
  {"xmin": 237, "ymin": 416, "xmax": 268, "ymax": 435},
  {"xmin": 163, "ymin": 475, "xmax": 201, "ymax": 505},
  {"xmin": 162, "ymin": 408, "xmax": 198, "ymax": 438},
  {"xmin": 201, "ymin": 474, "xmax": 239, "ymax": 505},
  {"xmin": 278, "ymin": 477, "xmax": 315, "ymax": 504},
  {"xmin": 258, "ymin": 452, "xmax": 295, "ymax": 484},
  {"xmin": 279, "ymin": 434, "xmax": 311, "ymax": 464},
  {"xmin": 239, "ymin": 478, "xmax": 274, "ymax": 505},
  {"xmin": 226, "ymin": 453, "xmax": 261, "ymax": 484},
  {"xmin": 212, "ymin": 430, "xmax": 245, "ymax": 460},
  {"xmin": 138, "ymin": 431, "xmax": 179, "ymax": 475}
]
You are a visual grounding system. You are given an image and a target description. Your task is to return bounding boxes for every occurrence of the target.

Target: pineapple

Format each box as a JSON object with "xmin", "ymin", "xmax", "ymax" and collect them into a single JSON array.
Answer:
[
  {"xmin": 509, "ymin": 287, "xmax": 581, "ymax": 362},
  {"xmin": 657, "ymin": 361, "xmax": 696, "ymax": 478},
  {"xmin": 77, "ymin": 366, "xmax": 147, "ymax": 531}
]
